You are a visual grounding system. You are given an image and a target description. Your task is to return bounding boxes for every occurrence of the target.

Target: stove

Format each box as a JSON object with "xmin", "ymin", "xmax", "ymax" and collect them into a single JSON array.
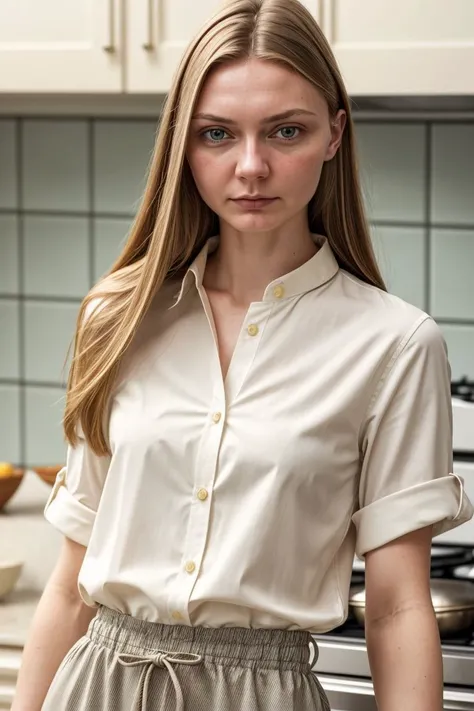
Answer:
[
  {"xmin": 311, "ymin": 378, "xmax": 474, "ymax": 710},
  {"xmin": 452, "ymin": 377, "xmax": 474, "ymax": 455}
]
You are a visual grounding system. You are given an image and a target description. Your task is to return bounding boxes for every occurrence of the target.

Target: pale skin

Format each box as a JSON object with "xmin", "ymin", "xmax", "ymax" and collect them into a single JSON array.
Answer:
[{"xmin": 186, "ymin": 57, "xmax": 443, "ymax": 711}]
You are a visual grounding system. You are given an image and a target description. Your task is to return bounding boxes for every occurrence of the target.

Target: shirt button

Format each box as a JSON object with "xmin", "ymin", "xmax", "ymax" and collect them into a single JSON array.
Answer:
[
  {"xmin": 197, "ymin": 488, "xmax": 208, "ymax": 501},
  {"xmin": 273, "ymin": 284, "xmax": 285, "ymax": 299},
  {"xmin": 185, "ymin": 561, "xmax": 196, "ymax": 574},
  {"xmin": 212, "ymin": 411, "xmax": 222, "ymax": 424},
  {"xmin": 171, "ymin": 611, "xmax": 183, "ymax": 621},
  {"xmin": 247, "ymin": 324, "xmax": 259, "ymax": 337}
]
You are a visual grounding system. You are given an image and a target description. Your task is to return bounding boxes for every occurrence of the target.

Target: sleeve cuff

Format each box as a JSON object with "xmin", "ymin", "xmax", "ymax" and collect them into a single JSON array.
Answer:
[
  {"xmin": 44, "ymin": 466, "xmax": 96, "ymax": 547},
  {"xmin": 352, "ymin": 473, "xmax": 474, "ymax": 558}
]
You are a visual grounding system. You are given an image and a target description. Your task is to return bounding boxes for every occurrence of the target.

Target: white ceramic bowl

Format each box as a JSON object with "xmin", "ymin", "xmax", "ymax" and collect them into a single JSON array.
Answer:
[{"xmin": 0, "ymin": 560, "xmax": 24, "ymax": 598}]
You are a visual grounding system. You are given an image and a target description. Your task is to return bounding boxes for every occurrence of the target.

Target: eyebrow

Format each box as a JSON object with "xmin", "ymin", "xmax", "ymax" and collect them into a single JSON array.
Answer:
[{"xmin": 191, "ymin": 108, "xmax": 317, "ymax": 124}]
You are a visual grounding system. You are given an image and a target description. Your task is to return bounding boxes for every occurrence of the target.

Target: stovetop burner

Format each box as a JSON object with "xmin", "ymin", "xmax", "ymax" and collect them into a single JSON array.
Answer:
[{"xmin": 452, "ymin": 376, "xmax": 474, "ymax": 403}]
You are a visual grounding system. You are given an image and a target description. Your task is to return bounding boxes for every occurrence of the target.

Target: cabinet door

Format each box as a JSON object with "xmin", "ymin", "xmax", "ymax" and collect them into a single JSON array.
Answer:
[
  {"xmin": 323, "ymin": 0, "xmax": 474, "ymax": 95},
  {"xmin": 0, "ymin": 0, "xmax": 122, "ymax": 92},
  {"xmin": 126, "ymin": 0, "xmax": 223, "ymax": 93},
  {"xmin": 126, "ymin": 0, "xmax": 322, "ymax": 93}
]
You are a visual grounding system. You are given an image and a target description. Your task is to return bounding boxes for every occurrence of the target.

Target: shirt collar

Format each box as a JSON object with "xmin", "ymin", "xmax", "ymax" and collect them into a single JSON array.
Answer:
[{"xmin": 170, "ymin": 234, "xmax": 339, "ymax": 308}]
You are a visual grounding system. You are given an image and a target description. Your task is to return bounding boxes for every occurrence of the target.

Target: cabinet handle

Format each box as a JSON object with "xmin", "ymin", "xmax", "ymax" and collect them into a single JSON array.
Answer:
[
  {"xmin": 142, "ymin": 0, "xmax": 154, "ymax": 51},
  {"xmin": 103, "ymin": 0, "xmax": 116, "ymax": 53}
]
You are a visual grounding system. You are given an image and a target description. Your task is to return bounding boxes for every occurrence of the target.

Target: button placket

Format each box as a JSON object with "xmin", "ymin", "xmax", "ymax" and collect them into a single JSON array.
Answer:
[
  {"xmin": 167, "ymin": 301, "xmax": 272, "ymax": 625},
  {"xmin": 167, "ymin": 378, "xmax": 226, "ymax": 623}
]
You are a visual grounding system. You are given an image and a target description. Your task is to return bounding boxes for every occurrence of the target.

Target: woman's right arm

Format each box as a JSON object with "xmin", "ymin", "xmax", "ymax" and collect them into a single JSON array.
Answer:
[{"xmin": 10, "ymin": 536, "xmax": 97, "ymax": 711}]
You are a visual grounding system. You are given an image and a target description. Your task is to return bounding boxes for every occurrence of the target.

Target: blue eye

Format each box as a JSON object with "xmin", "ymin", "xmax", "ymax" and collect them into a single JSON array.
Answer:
[
  {"xmin": 202, "ymin": 128, "xmax": 229, "ymax": 142},
  {"xmin": 275, "ymin": 126, "xmax": 301, "ymax": 140}
]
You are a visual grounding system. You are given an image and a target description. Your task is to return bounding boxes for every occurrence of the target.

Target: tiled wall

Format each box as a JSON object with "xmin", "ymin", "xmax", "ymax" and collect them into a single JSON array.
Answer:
[{"xmin": 0, "ymin": 116, "xmax": 473, "ymax": 467}]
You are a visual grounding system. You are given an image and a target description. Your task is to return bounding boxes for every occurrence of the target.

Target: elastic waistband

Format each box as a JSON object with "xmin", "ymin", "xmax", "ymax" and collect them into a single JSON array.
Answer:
[{"xmin": 88, "ymin": 606, "xmax": 314, "ymax": 671}]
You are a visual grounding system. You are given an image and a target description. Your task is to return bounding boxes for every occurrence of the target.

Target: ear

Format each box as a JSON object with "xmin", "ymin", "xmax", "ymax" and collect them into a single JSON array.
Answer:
[{"xmin": 324, "ymin": 109, "xmax": 346, "ymax": 161}]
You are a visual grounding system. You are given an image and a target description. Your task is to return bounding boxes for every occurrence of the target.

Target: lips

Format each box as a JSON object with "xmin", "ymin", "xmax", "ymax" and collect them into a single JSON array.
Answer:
[{"xmin": 232, "ymin": 197, "xmax": 278, "ymax": 210}]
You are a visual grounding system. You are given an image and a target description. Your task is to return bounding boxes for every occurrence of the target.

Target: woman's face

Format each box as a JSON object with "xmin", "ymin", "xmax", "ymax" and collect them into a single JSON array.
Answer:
[{"xmin": 186, "ymin": 57, "xmax": 345, "ymax": 236}]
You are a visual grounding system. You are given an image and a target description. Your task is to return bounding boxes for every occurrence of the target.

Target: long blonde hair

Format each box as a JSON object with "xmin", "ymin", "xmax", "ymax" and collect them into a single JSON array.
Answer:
[{"xmin": 65, "ymin": 0, "xmax": 386, "ymax": 455}]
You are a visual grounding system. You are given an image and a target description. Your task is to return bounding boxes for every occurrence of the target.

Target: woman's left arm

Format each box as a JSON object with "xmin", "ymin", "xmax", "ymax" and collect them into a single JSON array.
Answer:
[{"xmin": 364, "ymin": 525, "xmax": 443, "ymax": 711}]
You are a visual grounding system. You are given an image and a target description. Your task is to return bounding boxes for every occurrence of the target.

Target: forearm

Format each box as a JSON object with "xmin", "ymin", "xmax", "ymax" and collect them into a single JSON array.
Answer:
[
  {"xmin": 11, "ymin": 580, "xmax": 96, "ymax": 711},
  {"xmin": 366, "ymin": 604, "xmax": 443, "ymax": 711}
]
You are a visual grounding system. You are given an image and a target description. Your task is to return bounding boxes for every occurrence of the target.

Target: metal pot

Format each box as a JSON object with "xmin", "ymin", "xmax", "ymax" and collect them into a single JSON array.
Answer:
[{"xmin": 349, "ymin": 579, "xmax": 474, "ymax": 635}]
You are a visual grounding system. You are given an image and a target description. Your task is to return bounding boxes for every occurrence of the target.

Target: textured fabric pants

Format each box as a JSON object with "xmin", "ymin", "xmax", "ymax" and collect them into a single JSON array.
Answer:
[{"xmin": 42, "ymin": 605, "xmax": 331, "ymax": 711}]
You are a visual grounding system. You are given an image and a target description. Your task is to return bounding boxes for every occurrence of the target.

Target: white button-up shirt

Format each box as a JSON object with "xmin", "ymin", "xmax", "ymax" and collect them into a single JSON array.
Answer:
[{"xmin": 45, "ymin": 235, "xmax": 473, "ymax": 632}]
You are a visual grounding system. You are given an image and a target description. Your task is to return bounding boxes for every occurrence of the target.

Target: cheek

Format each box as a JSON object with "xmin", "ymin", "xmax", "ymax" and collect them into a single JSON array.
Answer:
[
  {"xmin": 187, "ymin": 149, "xmax": 226, "ymax": 202},
  {"xmin": 279, "ymin": 150, "xmax": 326, "ymax": 200}
]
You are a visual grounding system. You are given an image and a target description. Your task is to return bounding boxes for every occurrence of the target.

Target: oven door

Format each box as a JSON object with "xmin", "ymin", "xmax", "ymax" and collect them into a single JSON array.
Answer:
[{"xmin": 318, "ymin": 675, "xmax": 474, "ymax": 710}]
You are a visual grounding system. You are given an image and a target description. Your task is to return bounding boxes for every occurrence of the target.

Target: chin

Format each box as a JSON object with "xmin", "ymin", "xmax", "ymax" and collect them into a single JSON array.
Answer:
[{"xmin": 225, "ymin": 214, "xmax": 285, "ymax": 233}]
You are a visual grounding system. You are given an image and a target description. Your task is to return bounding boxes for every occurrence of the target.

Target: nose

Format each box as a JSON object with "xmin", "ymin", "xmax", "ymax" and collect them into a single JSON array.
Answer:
[{"xmin": 235, "ymin": 138, "xmax": 269, "ymax": 181}]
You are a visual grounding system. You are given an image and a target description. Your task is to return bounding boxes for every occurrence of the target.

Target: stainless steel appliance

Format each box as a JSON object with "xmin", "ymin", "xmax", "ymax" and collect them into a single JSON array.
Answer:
[{"xmin": 312, "ymin": 377, "xmax": 474, "ymax": 711}]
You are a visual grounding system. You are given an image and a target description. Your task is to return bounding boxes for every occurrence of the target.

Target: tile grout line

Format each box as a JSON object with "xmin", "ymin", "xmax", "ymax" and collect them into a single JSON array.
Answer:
[
  {"xmin": 435, "ymin": 318, "xmax": 474, "ymax": 326},
  {"xmin": 0, "ymin": 207, "xmax": 135, "ymax": 220},
  {"xmin": 17, "ymin": 117, "xmax": 26, "ymax": 468},
  {"xmin": 88, "ymin": 118, "xmax": 95, "ymax": 288},
  {"xmin": 0, "ymin": 294, "xmax": 83, "ymax": 303},
  {"xmin": 0, "ymin": 207, "xmax": 135, "ymax": 218},
  {"xmin": 370, "ymin": 219, "xmax": 474, "ymax": 232},
  {"xmin": 424, "ymin": 121, "xmax": 432, "ymax": 314},
  {"xmin": 0, "ymin": 379, "xmax": 67, "ymax": 390}
]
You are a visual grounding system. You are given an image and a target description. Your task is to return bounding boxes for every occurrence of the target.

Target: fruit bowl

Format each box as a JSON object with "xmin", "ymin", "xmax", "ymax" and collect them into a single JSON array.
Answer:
[
  {"xmin": 0, "ymin": 560, "xmax": 24, "ymax": 598},
  {"xmin": 33, "ymin": 465, "xmax": 63, "ymax": 487},
  {"xmin": 0, "ymin": 468, "xmax": 24, "ymax": 510}
]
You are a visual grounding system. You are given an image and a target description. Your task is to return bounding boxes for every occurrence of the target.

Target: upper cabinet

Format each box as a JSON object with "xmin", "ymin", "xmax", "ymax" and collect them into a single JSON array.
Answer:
[
  {"xmin": 0, "ymin": 0, "xmax": 472, "ymax": 96},
  {"xmin": 0, "ymin": 0, "xmax": 122, "ymax": 92},
  {"xmin": 125, "ymin": 0, "xmax": 321, "ymax": 93},
  {"xmin": 324, "ymin": 0, "xmax": 474, "ymax": 95}
]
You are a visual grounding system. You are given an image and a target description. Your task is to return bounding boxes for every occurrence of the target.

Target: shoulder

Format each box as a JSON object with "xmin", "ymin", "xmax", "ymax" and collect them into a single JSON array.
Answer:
[
  {"xmin": 82, "ymin": 274, "xmax": 181, "ymax": 325},
  {"xmin": 331, "ymin": 271, "xmax": 448, "ymax": 394},
  {"xmin": 337, "ymin": 268, "xmax": 444, "ymax": 347}
]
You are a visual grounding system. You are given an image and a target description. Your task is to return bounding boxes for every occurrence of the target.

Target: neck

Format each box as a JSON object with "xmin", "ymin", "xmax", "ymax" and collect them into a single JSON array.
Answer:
[{"xmin": 203, "ymin": 221, "xmax": 319, "ymax": 306}]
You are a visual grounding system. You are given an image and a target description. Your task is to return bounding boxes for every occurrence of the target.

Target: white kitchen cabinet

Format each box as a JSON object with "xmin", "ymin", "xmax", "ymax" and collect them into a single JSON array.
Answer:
[
  {"xmin": 1, "ymin": 0, "xmax": 473, "ymax": 97},
  {"xmin": 0, "ymin": 0, "xmax": 122, "ymax": 92},
  {"xmin": 323, "ymin": 0, "xmax": 474, "ymax": 95},
  {"xmin": 125, "ymin": 0, "xmax": 322, "ymax": 93},
  {"xmin": 126, "ymin": 0, "xmax": 222, "ymax": 93}
]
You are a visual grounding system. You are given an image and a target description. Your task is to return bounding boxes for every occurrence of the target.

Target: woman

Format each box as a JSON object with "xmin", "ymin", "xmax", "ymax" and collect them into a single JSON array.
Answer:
[{"xmin": 12, "ymin": 1, "xmax": 473, "ymax": 710}]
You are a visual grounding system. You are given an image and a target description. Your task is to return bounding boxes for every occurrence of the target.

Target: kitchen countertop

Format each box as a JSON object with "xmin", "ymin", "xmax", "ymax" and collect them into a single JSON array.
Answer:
[{"xmin": 0, "ymin": 471, "xmax": 61, "ymax": 647}]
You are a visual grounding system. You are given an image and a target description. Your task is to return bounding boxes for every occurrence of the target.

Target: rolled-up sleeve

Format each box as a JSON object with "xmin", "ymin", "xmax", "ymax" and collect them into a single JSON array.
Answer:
[
  {"xmin": 352, "ymin": 315, "xmax": 473, "ymax": 558},
  {"xmin": 44, "ymin": 425, "xmax": 110, "ymax": 547}
]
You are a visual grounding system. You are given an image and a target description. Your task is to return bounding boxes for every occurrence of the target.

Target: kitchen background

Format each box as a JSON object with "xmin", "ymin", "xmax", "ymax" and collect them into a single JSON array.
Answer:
[{"xmin": 0, "ymin": 115, "xmax": 473, "ymax": 467}]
